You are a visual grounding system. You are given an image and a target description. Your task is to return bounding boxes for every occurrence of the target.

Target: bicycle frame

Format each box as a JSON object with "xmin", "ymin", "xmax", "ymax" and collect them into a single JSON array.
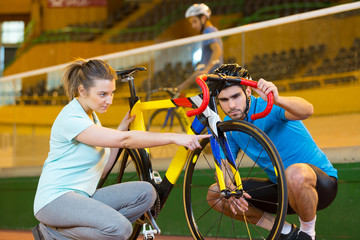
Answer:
[
  {"xmin": 124, "ymin": 71, "xmax": 274, "ymax": 206},
  {"xmin": 129, "ymin": 90, "xmax": 207, "ymax": 194},
  {"xmin": 98, "ymin": 67, "xmax": 280, "ymax": 239}
]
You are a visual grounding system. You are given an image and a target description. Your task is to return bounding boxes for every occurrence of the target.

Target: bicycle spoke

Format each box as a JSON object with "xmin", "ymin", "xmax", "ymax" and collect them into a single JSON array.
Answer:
[
  {"xmin": 245, "ymin": 181, "xmax": 278, "ymax": 194},
  {"xmin": 191, "ymin": 184, "xmax": 218, "ymax": 193},
  {"xmin": 236, "ymin": 136, "xmax": 252, "ymax": 169},
  {"xmin": 230, "ymin": 212, "xmax": 239, "ymax": 240},
  {"xmin": 195, "ymin": 166, "xmax": 216, "ymax": 181},
  {"xmin": 242, "ymin": 148, "xmax": 265, "ymax": 179}
]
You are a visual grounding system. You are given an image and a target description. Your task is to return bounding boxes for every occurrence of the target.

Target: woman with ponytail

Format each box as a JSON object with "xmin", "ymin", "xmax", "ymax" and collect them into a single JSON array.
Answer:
[{"xmin": 32, "ymin": 58, "xmax": 210, "ymax": 240}]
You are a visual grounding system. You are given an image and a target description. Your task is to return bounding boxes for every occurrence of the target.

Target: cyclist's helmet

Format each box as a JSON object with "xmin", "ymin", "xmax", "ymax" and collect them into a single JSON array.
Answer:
[
  {"xmin": 185, "ymin": 3, "xmax": 211, "ymax": 19},
  {"xmin": 214, "ymin": 63, "xmax": 252, "ymax": 119},
  {"xmin": 214, "ymin": 63, "xmax": 252, "ymax": 91}
]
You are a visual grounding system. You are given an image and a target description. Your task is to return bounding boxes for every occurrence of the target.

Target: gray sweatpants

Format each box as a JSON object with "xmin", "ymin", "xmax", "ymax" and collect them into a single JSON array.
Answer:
[{"xmin": 35, "ymin": 181, "xmax": 156, "ymax": 240}]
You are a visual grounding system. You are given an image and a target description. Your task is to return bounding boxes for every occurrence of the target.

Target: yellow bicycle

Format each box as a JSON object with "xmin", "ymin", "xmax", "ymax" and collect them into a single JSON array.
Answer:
[{"xmin": 98, "ymin": 66, "xmax": 288, "ymax": 240}]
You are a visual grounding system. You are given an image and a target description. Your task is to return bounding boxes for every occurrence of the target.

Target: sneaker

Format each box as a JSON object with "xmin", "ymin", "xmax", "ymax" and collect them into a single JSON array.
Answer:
[
  {"xmin": 32, "ymin": 224, "xmax": 44, "ymax": 240},
  {"xmin": 279, "ymin": 224, "xmax": 300, "ymax": 240},
  {"xmin": 296, "ymin": 231, "xmax": 316, "ymax": 240}
]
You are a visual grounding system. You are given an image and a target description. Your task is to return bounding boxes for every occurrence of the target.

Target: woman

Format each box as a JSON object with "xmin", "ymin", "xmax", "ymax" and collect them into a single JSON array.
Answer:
[{"xmin": 32, "ymin": 58, "xmax": 210, "ymax": 240}]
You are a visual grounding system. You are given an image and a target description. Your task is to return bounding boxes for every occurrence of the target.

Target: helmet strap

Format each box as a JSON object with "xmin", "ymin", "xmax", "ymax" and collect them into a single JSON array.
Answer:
[{"xmin": 243, "ymin": 90, "xmax": 251, "ymax": 121}]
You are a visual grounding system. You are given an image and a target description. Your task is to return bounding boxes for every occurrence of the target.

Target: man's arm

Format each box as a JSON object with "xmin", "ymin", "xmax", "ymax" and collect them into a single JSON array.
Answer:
[
  {"xmin": 253, "ymin": 78, "xmax": 314, "ymax": 120},
  {"xmin": 203, "ymin": 42, "xmax": 222, "ymax": 73},
  {"xmin": 276, "ymin": 96, "xmax": 314, "ymax": 120}
]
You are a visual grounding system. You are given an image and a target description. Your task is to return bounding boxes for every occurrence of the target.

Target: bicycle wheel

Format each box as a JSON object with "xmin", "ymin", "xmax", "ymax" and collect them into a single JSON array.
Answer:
[
  {"xmin": 183, "ymin": 120, "xmax": 287, "ymax": 240},
  {"xmin": 147, "ymin": 108, "xmax": 186, "ymax": 159},
  {"xmin": 98, "ymin": 148, "xmax": 147, "ymax": 240}
]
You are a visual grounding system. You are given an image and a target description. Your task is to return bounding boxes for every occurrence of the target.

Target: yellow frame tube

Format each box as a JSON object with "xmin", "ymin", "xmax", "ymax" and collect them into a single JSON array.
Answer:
[
  {"xmin": 229, "ymin": 163, "xmax": 243, "ymax": 190},
  {"xmin": 130, "ymin": 99, "xmax": 177, "ymax": 131},
  {"xmin": 215, "ymin": 164, "xmax": 226, "ymax": 191}
]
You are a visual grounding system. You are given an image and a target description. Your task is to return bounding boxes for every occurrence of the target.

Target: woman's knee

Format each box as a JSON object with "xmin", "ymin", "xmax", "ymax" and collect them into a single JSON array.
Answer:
[
  {"xmin": 102, "ymin": 220, "xmax": 133, "ymax": 240},
  {"xmin": 139, "ymin": 181, "xmax": 157, "ymax": 204}
]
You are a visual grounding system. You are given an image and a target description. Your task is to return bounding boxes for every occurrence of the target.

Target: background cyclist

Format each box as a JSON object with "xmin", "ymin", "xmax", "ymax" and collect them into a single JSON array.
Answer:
[
  {"xmin": 207, "ymin": 63, "xmax": 338, "ymax": 240},
  {"xmin": 177, "ymin": 3, "xmax": 223, "ymax": 91}
]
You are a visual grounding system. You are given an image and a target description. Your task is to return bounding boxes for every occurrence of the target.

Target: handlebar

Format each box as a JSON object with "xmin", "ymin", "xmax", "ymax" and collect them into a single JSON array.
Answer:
[
  {"xmin": 203, "ymin": 74, "xmax": 274, "ymax": 120},
  {"xmin": 186, "ymin": 75, "xmax": 210, "ymax": 117}
]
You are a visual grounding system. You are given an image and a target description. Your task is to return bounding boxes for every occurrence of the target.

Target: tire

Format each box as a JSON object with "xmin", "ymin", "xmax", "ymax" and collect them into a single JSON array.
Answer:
[
  {"xmin": 98, "ymin": 149, "xmax": 147, "ymax": 240},
  {"xmin": 147, "ymin": 108, "xmax": 186, "ymax": 159},
  {"xmin": 183, "ymin": 120, "xmax": 287, "ymax": 240}
]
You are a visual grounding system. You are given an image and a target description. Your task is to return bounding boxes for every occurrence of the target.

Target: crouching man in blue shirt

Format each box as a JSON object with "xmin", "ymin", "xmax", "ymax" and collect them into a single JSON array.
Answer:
[{"xmin": 207, "ymin": 64, "xmax": 338, "ymax": 240}]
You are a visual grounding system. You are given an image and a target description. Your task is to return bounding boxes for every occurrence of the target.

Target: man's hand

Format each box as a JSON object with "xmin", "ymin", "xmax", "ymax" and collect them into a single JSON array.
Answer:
[
  {"xmin": 253, "ymin": 78, "xmax": 314, "ymax": 120},
  {"xmin": 226, "ymin": 191, "xmax": 251, "ymax": 215},
  {"xmin": 223, "ymin": 183, "xmax": 252, "ymax": 215},
  {"xmin": 252, "ymin": 78, "xmax": 279, "ymax": 103}
]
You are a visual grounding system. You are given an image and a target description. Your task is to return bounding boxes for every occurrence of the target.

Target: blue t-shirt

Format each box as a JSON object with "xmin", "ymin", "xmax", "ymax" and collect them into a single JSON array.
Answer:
[
  {"xmin": 224, "ymin": 95, "xmax": 338, "ymax": 183},
  {"xmin": 34, "ymin": 98, "xmax": 109, "ymax": 215},
  {"xmin": 201, "ymin": 26, "xmax": 223, "ymax": 73}
]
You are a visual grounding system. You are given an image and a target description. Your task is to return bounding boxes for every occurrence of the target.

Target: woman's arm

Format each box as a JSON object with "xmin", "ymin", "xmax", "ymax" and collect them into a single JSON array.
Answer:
[
  {"xmin": 76, "ymin": 126, "xmax": 210, "ymax": 150},
  {"xmin": 252, "ymin": 78, "xmax": 314, "ymax": 120}
]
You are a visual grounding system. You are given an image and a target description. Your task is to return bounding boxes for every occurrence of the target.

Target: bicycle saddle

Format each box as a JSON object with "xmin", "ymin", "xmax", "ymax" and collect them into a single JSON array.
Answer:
[{"xmin": 116, "ymin": 66, "xmax": 146, "ymax": 78}]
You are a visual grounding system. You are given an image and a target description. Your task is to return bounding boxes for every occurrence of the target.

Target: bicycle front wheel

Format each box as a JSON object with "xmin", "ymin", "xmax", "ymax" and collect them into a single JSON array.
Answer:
[{"xmin": 183, "ymin": 120, "xmax": 287, "ymax": 240}]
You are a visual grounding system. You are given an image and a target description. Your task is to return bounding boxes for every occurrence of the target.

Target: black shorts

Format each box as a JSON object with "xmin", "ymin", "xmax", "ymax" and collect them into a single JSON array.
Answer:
[{"xmin": 242, "ymin": 164, "xmax": 338, "ymax": 214}]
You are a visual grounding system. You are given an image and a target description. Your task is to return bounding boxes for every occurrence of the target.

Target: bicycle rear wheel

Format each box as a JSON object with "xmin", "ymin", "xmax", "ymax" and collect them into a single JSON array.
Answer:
[
  {"xmin": 98, "ymin": 148, "xmax": 147, "ymax": 240},
  {"xmin": 147, "ymin": 108, "xmax": 186, "ymax": 159},
  {"xmin": 183, "ymin": 120, "xmax": 287, "ymax": 240}
]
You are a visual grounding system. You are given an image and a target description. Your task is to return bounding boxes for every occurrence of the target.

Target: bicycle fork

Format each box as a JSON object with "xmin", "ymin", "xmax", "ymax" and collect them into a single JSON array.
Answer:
[{"xmin": 210, "ymin": 128, "xmax": 245, "ymax": 198}]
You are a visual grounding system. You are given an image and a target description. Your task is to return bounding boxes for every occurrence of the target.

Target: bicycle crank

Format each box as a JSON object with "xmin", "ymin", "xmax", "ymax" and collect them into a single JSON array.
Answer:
[{"xmin": 142, "ymin": 210, "xmax": 161, "ymax": 240}]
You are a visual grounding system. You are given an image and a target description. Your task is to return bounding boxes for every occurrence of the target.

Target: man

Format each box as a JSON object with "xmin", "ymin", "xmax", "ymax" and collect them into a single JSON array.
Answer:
[
  {"xmin": 177, "ymin": 3, "xmax": 223, "ymax": 91},
  {"xmin": 207, "ymin": 64, "xmax": 338, "ymax": 240}
]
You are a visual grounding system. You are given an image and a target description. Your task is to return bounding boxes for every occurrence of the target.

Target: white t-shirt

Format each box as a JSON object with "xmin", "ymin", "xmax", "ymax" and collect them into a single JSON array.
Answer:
[{"xmin": 34, "ymin": 98, "xmax": 109, "ymax": 215}]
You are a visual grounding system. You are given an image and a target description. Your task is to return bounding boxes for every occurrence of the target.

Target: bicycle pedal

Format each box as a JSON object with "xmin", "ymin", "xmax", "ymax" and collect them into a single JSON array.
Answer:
[
  {"xmin": 142, "ymin": 223, "xmax": 158, "ymax": 240},
  {"xmin": 151, "ymin": 171, "xmax": 162, "ymax": 184}
]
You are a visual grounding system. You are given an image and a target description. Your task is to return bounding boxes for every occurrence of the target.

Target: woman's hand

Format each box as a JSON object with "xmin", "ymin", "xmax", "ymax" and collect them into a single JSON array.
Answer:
[
  {"xmin": 173, "ymin": 134, "xmax": 212, "ymax": 151},
  {"xmin": 252, "ymin": 78, "xmax": 279, "ymax": 103},
  {"xmin": 117, "ymin": 111, "xmax": 136, "ymax": 131}
]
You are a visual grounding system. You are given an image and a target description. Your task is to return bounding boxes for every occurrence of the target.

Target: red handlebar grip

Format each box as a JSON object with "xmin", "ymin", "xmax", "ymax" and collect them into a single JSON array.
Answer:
[
  {"xmin": 186, "ymin": 75, "xmax": 210, "ymax": 117},
  {"xmin": 251, "ymin": 92, "xmax": 274, "ymax": 120},
  {"xmin": 237, "ymin": 78, "xmax": 274, "ymax": 120}
]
